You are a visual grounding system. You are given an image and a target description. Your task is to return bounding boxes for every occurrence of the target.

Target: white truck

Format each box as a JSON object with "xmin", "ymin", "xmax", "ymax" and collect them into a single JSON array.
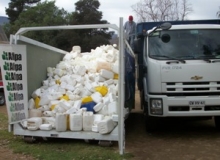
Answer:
[{"xmin": 134, "ymin": 19, "xmax": 220, "ymax": 131}]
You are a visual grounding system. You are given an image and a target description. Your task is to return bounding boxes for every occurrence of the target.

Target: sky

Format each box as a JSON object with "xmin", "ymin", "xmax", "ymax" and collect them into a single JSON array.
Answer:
[{"xmin": 0, "ymin": 0, "xmax": 219, "ymax": 28}]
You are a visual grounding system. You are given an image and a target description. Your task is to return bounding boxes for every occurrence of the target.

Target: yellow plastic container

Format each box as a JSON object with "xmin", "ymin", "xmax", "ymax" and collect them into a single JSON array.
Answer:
[
  {"xmin": 95, "ymin": 86, "xmax": 108, "ymax": 96},
  {"xmin": 66, "ymin": 114, "xmax": 70, "ymax": 130},
  {"xmin": 34, "ymin": 96, "xmax": 40, "ymax": 109},
  {"xmin": 81, "ymin": 96, "xmax": 93, "ymax": 104},
  {"xmin": 56, "ymin": 80, "xmax": 61, "ymax": 84},
  {"xmin": 50, "ymin": 104, "xmax": 56, "ymax": 111},
  {"xmin": 114, "ymin": 74, "xmax": 119, "ymax": 79},
  {"xmin": 60, "ymin": 94, "xmax": 69, "ymax": 101}
]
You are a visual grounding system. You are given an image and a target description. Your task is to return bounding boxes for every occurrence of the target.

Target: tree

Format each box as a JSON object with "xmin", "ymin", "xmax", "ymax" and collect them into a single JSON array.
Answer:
[
  {"xmin": 5, "ymin": 0, "xmax": 41, "ymax": 24},
  {"xmin": 4, "ymin": 1, "xmax": 69, "ymax": 50},
  {"xmin": 69, "ymin": 0, "xmax": 111, "ymax": 52},
  {"xmin": 132, "ymin": 0, "xmax": 193, "ymax": 22},
  {"xmin": 4, "ymin": 0, "xmax": 111, "ymax": 52}
]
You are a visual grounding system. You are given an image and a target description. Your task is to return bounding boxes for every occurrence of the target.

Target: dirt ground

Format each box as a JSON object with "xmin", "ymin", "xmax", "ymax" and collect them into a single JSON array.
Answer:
[
  {"xmin": 0, "ymin": 105, "xmax": 36, "ymax": 160},
  {"xmin": 1, "ymin": 90, "xmax": 220, "ymax": 160},
  {"xmin": 125, "ymin": 90, "xmax": 220, "ymax": 160}
]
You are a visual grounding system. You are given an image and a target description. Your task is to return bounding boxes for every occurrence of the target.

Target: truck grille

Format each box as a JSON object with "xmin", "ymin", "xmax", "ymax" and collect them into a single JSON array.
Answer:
[{"xmin": 164, "ymin": 82, "xmax": 220, "ymax": 96}]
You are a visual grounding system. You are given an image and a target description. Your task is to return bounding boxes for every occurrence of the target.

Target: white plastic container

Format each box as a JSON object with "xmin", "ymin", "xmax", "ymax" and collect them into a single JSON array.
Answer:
[
  {"xmin": 55, "ymin": 113, "xmax": 67, "ymax": 132},
  {"xmin": 43, "ymin": 111, "xmax": 55, "ymax": 117},
  {"xmin": 111, "ymin": 63, "xmax": 119, "ymax": 74},
  {"xmin": 93, "ymin": 102, "xmax": 104, "ymax": 112},
  {"xmin": 38, "ymin": 105, "xmax": 50, "ymax": 111},
  {"xmin": 96, "ymin": 60, "xmax": 112, "ymax": 71},
  {"xmin": 92, "ymin": 125, "xmax": 98, "ymax": 132},
  {"xmin": 42, "ymin": 117, "xmax": 56, "ymax": 128},
  {"xmin": 100, "ymin": 69, "xmax": 114, "ymax": 79},
  {"xmin": 70, "ymin": 113, "xmax": 83, "ymax": 131},
  {"xmin": 83, "ymin": 112, "xmax": 94, "ymax": 131},
  {"xmin": 40, "ymin": 124, "xmax": 52, "ymax": 131},
  {"xmin": 93, "ymin": 114, "xmax": 104, "ymax": 125},
  {"xmin": 92, "ymin": 114, "xmax": 104, "ymax": 132},
  {"xmin": 111, "ymin": 114, "xmax": 118, "ymax": 122},
  {"xmin": 91, "ymin": 92, "xmax": 102, "ymax": 103},
  {"xmin": 29, "ymin": 109, "xmax": 42, "ymax": 118},
  {"xmin": 28, "ymin": 98, "xmax": 35, "ymax": 109},
  {"xmin": 108, "ymin": 101, "xmax": 118, "ymax": 115},
  {"xmin": 65, "ymin": 107, "xmax": 78, "ymax": 114},
  {"xmin": 98, "ymin": 117, "xmax": 116, "ymax": 134},
  {"xmin": 20, "ymin": 120, "xmax": 27, "ymax": 129},
  {"xmin": 27, "ymin": 117, "xmax": 43, "ymax": 131},
  {"xmin": 97, "ymin": 105, "xmax": 108, "ymax": 116}
]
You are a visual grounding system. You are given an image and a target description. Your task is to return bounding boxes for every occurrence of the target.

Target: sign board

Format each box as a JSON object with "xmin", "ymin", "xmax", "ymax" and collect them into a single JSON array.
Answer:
[{"xmin": 0, "ymin": 45, "xmax": 28, "ymax": 123}]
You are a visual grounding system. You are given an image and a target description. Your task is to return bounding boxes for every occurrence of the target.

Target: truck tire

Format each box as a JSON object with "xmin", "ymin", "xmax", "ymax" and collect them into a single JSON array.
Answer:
[
  {"xmin": 145, "ymin": 113, "xmax": 158, "ymax": 132},
  {"xmin": 140, "ymin": 90, "xmax": 144, "ymax": 110},
  {"xmin": 145, "ymin": 114, "xmax": 153, "ymax": 132},
  {"xmin": 141, "ymin": 90, "xmax": 156, "ymax": 132},
  {"xmin": 214, "ymin": 116, "xmax": 220, "ymax": 130},
  {"xmin": 99, "ymin": 140, "xmax": 113, "ymax": 147},
  {"xmin": 23, "ymin": 136, "xmax": 36, "ymax": 143},
  {"xmin": 0, "ymin": 92, "xmax": 5, "ymax": 106}
]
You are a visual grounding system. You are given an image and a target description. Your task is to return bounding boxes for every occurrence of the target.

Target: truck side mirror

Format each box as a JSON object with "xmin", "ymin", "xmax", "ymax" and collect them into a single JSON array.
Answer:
[{"xmin": 160, "ymin": 22, "xmax": 172, "ymax": 30}]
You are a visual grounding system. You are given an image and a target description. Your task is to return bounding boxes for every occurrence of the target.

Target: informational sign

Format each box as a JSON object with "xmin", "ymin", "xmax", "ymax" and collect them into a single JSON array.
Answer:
[{"xmin": 0, "ymin": 45, "xmax": 28, "ymax": 124}]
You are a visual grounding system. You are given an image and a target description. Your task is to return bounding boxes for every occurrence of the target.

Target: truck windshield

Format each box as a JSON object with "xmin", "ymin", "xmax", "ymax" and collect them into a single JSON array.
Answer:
[{"xmin": 148, "ymin": 29, "xmax": 220, "ymax": 60}]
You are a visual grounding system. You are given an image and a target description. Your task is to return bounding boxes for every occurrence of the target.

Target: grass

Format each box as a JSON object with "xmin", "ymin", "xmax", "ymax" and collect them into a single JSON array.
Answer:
[{"xmin": 0, "ymin": 113, "xmax": 134, "ymax": 160}]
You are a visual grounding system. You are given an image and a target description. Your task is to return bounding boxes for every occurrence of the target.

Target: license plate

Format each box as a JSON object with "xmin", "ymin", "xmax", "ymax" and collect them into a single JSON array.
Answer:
[{"xmin": 189, "ymin": 101, "xmax": 205, "ymax": 107}]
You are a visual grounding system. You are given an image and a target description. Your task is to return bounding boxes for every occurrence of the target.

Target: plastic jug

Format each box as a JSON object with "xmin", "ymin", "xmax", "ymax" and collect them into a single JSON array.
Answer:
[
  {"xmin": 70, "ymin": 113, "xmax": 83, "ymax": 131},
  {"xmin": 55, "ymin": 113, "xmax": 67, "ymax": 132},
  {"xmin": 83, "ymin": 112, "xmax": 94, "ymax": 131}
]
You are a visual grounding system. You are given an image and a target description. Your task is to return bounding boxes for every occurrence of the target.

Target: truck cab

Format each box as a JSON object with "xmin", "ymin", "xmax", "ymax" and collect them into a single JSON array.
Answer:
[{"xmin": 134, "ymin": 19, "xmax": 220, "ymax": 131}]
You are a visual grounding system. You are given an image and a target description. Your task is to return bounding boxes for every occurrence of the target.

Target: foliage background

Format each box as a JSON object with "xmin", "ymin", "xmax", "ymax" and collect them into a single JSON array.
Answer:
[{"xmin": 4, "ymin": 0, "xmax": 112, "ymax": 52}]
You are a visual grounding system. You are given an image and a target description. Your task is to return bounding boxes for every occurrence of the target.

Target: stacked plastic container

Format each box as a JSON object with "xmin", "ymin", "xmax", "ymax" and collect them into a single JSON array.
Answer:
[{"xmin": 23, "ymin": 44, "xmax": 119, "ymax": 134}]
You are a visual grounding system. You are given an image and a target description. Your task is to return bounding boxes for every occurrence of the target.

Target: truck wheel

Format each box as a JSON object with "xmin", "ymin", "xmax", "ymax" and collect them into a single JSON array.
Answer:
[
  {"xmin": 141, "ymin": 90, "xmax": 155, "ymax": 132},
  {"xmin": 23, "ymin": 136, "xmax": 36, "ymax": 143},
  {"xmin": 0, "ymin": 92, "xmax": 5, "ymax": 106},
  {"xmin": 145, "ymin": 106, "xmax": 159, "ymax": 132},
  {"xmin": 214, "ymin": 116, "xmax": 220, "ymax": 130},
  {"xmin": 145, "ymin": 114, "xmax": 157, "ymax": 132},
  {"xmin": 99, "ymin": 140, "xmax": 113, "ymax": 147},
  {"xmin": 140, "ymin": 89, "xmax": 157, "ymax": 132}
]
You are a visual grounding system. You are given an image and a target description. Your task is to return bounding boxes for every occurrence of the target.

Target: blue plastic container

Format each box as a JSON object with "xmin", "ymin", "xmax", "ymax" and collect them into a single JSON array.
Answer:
[{"xmin": 80, "ymin": 101, "xmax": 96, "ymax": 113}]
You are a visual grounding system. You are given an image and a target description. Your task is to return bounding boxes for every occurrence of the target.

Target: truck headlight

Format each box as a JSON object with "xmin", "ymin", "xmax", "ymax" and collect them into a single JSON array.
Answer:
[{"xmin": 150, "ymin": 99, "xmax": 163, "ymax": 115}]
